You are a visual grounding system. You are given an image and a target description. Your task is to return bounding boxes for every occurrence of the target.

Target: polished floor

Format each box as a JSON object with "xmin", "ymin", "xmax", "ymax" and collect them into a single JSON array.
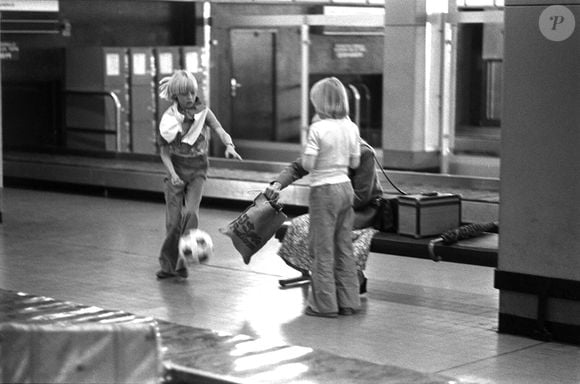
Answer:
[{"xmin": 1, "ymin": 186, "xmax": 579, "ymax": 383}]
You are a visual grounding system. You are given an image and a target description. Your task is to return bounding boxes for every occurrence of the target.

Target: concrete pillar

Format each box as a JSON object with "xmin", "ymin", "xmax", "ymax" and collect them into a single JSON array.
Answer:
[
  {"xmin": 496, "ymin": 0, "xmax": 580, "ymax": 343},
  {"xmin": 382, "ymin": 0, "xmax": 441, "ymax": 170},
  {"xmin": 0, "ymin": 12, "xmax": 3, "ymax": 223}
]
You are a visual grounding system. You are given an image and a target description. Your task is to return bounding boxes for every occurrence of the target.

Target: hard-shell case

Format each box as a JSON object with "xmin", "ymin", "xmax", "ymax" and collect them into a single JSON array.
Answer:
[{"xmin": 397, "ymin": 193, "xmax": 461, "ymax": 238}]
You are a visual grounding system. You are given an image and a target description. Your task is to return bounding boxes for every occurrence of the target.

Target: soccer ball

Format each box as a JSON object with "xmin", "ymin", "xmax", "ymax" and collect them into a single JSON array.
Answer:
[{"xmin": 178, "ymin": 229, "xmax": 213, "ymax": 267}]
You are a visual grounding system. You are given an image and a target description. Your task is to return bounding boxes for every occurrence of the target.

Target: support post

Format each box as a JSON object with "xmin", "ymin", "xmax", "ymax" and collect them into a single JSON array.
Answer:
[
  {"xmin": 496, "ymin": 0, "xmax": 580, "ymax": 344},
  {"xmin": 300, "ymin": 23, "xmax": 309, "ymax": 147}
]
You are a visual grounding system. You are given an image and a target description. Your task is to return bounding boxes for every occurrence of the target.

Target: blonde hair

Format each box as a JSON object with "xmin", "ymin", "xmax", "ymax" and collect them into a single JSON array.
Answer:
[
  {"xmin": 309, "ymin": 77, "xmax": 349, "ymax": 119},
  {"xmin": 159, "ymin": 70, "xmax": 198, "ymax": 101}
]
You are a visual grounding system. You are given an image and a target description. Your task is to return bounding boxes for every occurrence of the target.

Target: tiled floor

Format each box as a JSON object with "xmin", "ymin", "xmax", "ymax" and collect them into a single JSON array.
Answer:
[{"xmin": 1, "ymin": 187, "xmax": 579, "ymax": 383}]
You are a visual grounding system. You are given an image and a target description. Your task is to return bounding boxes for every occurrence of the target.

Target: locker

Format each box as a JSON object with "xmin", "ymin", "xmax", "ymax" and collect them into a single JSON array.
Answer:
[
  {"xmin": 154, "ymin": 46, "xmax": 181, "ymax": 130},
  {"xmin": 65, "ymin": 47, "xmax": 131, "ymax": 152},
  {"xmin": 129, "ymin": 47, "xmax": 157, "ymax": 154},
  {"xmin": 181, "ymin": 46, "xmax": 209, "ymax": 105}
]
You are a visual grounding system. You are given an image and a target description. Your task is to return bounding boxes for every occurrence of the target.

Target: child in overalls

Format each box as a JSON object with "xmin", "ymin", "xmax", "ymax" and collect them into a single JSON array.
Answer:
[
  {"xmin": 301, "ymin": 77, "xmax": 361, "ymax": 317},
  {"xmin": 156, "ymin": 70, "xmax": 242, "ymax": 279}
]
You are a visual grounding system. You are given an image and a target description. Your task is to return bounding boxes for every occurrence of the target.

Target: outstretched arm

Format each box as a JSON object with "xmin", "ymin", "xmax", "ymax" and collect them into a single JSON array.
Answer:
[
  {"xmin": 206, "ymin": 109, "xmax": 242, "ymax": 160},
  {"xmin": 264, "ymin": 158, "xmax": 309, "ymax": 201},
  {"xmin": 224, "ymin": 143, "xmax": 242, "ymax": 160}
]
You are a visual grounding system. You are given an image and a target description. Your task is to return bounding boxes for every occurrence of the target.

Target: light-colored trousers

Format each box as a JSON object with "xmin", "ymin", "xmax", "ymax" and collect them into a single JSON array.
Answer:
[
  {"xmin": 307, "ymin": 182, "xmax": 360, "ymax": 314},
  {"xmin": 159, "ymin": 155, "xmax": 207, "ymax": 274}
]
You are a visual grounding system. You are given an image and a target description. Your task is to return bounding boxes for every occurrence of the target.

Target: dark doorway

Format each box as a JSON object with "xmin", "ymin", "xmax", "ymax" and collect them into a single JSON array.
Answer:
[{"xmin": 229, "ymin": 29, "xmax": 276, "ymax": 140}]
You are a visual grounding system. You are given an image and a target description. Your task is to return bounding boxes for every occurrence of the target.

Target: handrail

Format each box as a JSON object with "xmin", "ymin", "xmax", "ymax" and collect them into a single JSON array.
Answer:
[
  {"xmin": 63, "ymin": 90, "xmax": 122, "ymax": 152},
  {"xmin": 347, "ymin": 83, "xmax": 361, "ymax": 127},
  {"xmin": 353, "ymin": 82, "xmax": 371, "ymax": 130},
  {"xmin": 1, "ymin": 19, "xmax": 70, "ymax": 35},
  {"xmin": 485, "ymin": 59, "xmax": 502, "ymax": 122}
]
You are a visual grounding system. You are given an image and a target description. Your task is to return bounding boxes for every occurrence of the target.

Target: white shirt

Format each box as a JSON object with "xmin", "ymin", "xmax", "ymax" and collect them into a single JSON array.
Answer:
[
  {"xmin": 159, "ymin": 103, "xmax": 208, "ymax": 145},
  {"xmin": 303, "ymin": 118, "xmax": 360, "ymax": 187}
]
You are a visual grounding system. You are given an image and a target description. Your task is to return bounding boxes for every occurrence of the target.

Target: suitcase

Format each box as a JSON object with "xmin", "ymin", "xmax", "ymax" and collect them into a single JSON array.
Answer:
[
  {"xmin": 0, "ymin": 321, "xmax": 163, "ymax": 384},
  {"xmin": 373, "ymin": 194, "xmax": 399, "ymax": 233},
  {"xmin": 397, "ymin": 193, "xmax": 461, "ymax": 238}
]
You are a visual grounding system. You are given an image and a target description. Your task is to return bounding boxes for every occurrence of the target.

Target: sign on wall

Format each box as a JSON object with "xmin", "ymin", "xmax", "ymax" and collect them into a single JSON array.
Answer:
[
  {"xmin": 539, "ymin": 5, "xmax": 576, "ymax": 42},
  {"xmin": 0, "ymin": 42, "xmax": 19, "ymax": 60},
  {"xmin": 0, "ymin": 0, "xmax": 59, "ymax": 12},
  {"xmin": 333, "ymin": 43, "xmax": 367, "ymax": 59}
]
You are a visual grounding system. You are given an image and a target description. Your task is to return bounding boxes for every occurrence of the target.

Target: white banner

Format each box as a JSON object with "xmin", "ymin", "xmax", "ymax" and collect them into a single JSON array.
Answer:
[{"xmin": 0, "ymin": 0, "xmax": 59, "ymax": 12}]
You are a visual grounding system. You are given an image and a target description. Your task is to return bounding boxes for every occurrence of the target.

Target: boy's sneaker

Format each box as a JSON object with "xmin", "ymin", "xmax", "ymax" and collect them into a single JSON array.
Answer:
[
  {"xmin": 338, "ymin": 307, "xmax": 356, "ymax": 316},
  {"xmin": 176, "ymin": 268, "xmax": 188, "ymax": 278},
  {"xmin": 156, "ymin": 270, "xmax": 188, "ymax": 279},
  {"xmin": 156, "ymin": 270, "xmax": 175, "ymax": 279},
  {"xmin": 304, "ymin": 306, "xmax": 338, "ymax": 318}
]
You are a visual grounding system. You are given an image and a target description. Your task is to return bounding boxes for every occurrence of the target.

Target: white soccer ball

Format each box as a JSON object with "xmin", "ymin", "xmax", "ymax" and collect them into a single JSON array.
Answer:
[{"xmin": 178, "ymin": 229, "xmax": 213, "ymax": 267}]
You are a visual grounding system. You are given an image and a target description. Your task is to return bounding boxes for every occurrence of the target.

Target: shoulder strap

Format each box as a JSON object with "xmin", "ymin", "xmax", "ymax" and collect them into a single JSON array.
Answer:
[{"xmin": 369, "ymin": 146, "xmax": 407, "ymax": 195}]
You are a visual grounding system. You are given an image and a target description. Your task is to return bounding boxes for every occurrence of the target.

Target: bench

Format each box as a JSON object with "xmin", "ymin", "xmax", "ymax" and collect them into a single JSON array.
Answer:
[{"xmin": 275, "ymin": 221, "xmax": 498, "ymax": 287}]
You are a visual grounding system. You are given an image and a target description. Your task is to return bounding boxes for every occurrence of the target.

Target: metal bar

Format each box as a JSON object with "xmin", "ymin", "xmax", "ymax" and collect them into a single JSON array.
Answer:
[
  {"xmin": 486, "ymin": 62, "xmax": 494, "ymax": 121},
  {"xmin": 2, "ymin": 19, "xmax": 60, "ymax": 23},
  {"xmin": 1, "ymin": 18, "xmax": 62, "ymax": 34},
  {"xmin": 347, "ymin": 84, "xmax": 361, "ymax": 127},
  {"xmin": 300, "ymin": 24, "xmax": 309, "ymax": 147},
  {"xmin": 64, "ymin": 90, "xmax": 122, "ymax": 152},
  {"xmin": 306, "ymin": 14, "xmax": 384, "ymax": 27},
  {"xmin": 1, "ymin": 30, "xmax": 60, "ymax": 34},
  {"xmin": 362, "ymin": 84, "xmax": 371, "ymax": 128},
  {"xmin": 440, "ymin": 18, "xmax": 455, "ymax": 174},
  {"xmin": 203, "ymin": 1, "xmax": 211, "ymax": 108},
  {"xmin": 0, "ymin": 11, "xmax": 4, "ymax": 222},
  {"xmin": 485, "ymin": 60, "xmax": 502, "ymax": 121},
  {"xmin": 355, "ymin": 83, "xmax": 371, "ymax": 130},
  {"xmin": 66, "ymin": 127, "xmax": 117, "ymax": 135},
  {"xmin": 447, "ymin": 10, "xmax": 503, "ymax": 24},
  {"xmin": 209, "ymin": 0, "xmax": 381, "ymax": 3},
  {"xmin": 217, "ymin": 14, "xmax": 383, "ymax": 28}
]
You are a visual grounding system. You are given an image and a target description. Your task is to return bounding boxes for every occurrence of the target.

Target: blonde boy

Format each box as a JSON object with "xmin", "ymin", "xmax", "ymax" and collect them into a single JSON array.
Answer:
[{"xmin": 156, "ymin": 70, "xmax": 241, "ymax": 279}]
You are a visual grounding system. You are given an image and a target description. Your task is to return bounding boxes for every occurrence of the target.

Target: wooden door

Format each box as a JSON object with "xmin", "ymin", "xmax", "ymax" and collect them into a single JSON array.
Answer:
[{"xmin": 230, "ymin": 29, "xmax": 276, "ymax": 140}]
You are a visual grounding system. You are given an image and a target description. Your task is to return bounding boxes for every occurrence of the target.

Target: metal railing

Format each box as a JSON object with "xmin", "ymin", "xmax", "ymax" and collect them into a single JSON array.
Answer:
[
  {"xmin": 347, "ymin": 84, "xmax": 361, "ymax": 127},
  {"xmin": 63, "ymin": 90, "xmax": 122, "ymax": 152},
  {"xmin": 347, "ymin": 82, "xmax": 372, "ymax": 130},
  {"xmin": 0, "ymin": 19, "xmax": 71, "ymax": 36}
]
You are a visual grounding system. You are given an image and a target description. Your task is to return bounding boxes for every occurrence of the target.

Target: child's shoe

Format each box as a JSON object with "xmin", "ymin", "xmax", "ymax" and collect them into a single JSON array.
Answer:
[{"xmin": 156, "ymin": 270, "xmax": 175, "ymax": 279}]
